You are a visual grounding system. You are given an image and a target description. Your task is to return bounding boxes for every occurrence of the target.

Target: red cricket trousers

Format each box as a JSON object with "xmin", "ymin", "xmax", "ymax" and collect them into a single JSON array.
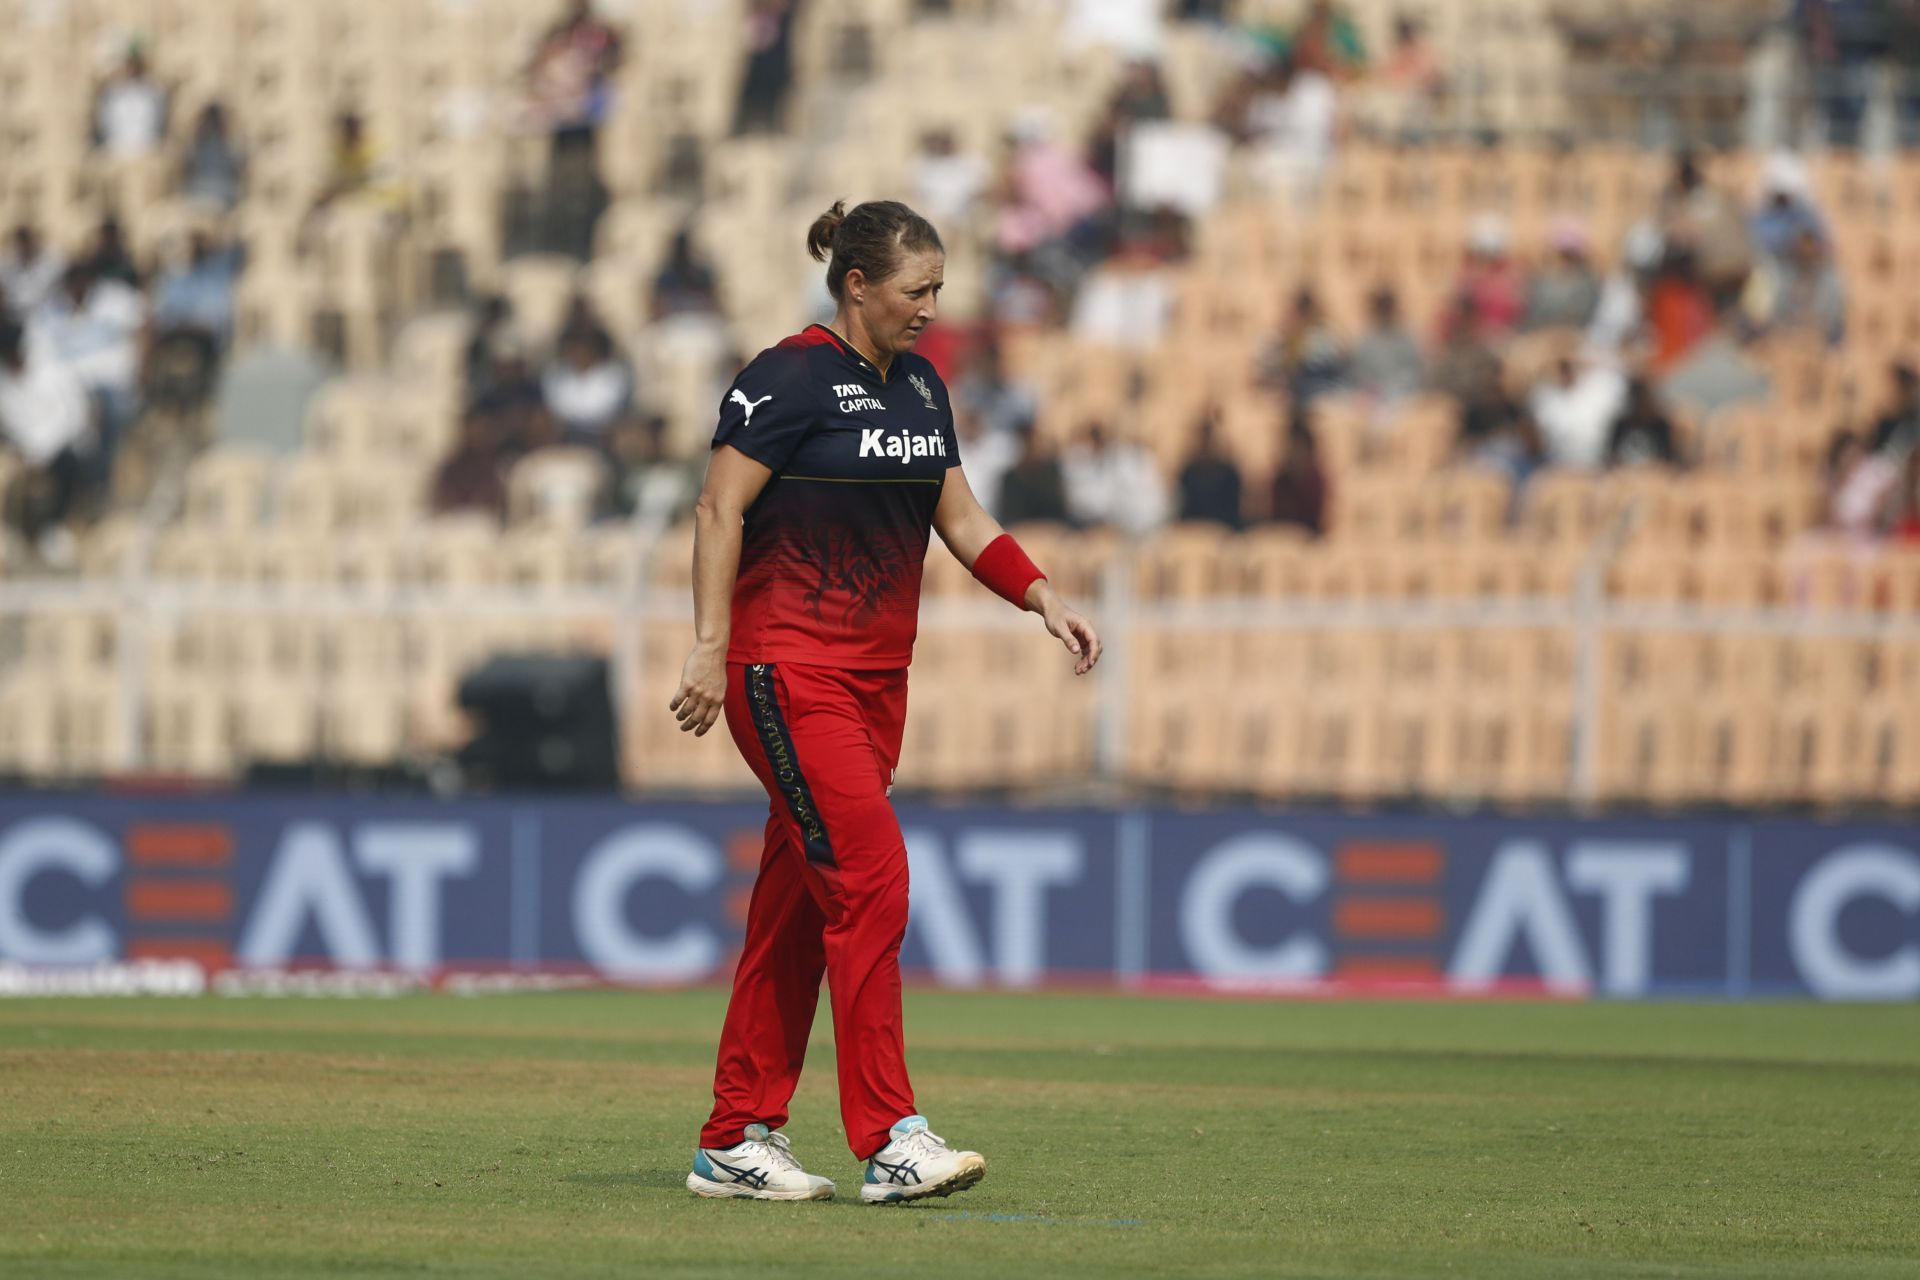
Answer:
[{"xmin": 700, "ymin": 660, "xmax": 917, "ymax": 1160}]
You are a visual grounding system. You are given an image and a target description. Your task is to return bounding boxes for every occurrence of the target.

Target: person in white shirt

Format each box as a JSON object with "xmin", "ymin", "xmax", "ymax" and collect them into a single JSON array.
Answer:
[
  {"xmin": 35, "ymin": 263, "xmax": 146, "ymax": 473},
  {"xmin": 1528, "ymin": 349, "xmax": 1627, "ymax": 470},
  {"xmin": 1061, "ymin": 418, "xmax": 1169, "ymax": 536},
  {"xmin": 0, "ymin": 226, "xmax": 67, "ymax": 314},
  {"xmin": 956, "ymin": 407, "xmax": 1020, "ymax": 519},
  {"xmin": 910, "ymin": 129, "xmax": 989, "ymax": 230},
  {"xmin": 0, "ymin": 315, "xmax": 94, "ymax": 566},
  {"xmin": 1070, "ymin": 239, "xmax": 1173, "ymax": 350},
  {"xmin": 542, "ymin": 328, "xmax": 634, "ymax": 443},
  {"xmin": 92, "ymin": 49, "xmax": 169, "ymax": 159}
]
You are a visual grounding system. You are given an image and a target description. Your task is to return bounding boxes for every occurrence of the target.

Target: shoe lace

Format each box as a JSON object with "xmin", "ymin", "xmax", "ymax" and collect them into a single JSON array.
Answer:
[
  {"xmin": 898, "ymin": 1127, "xmax": 950, "ymax": 1161},
  {"xmin": 759, "ymin": 1131, "xmax": 803, "ymax": 1174}
]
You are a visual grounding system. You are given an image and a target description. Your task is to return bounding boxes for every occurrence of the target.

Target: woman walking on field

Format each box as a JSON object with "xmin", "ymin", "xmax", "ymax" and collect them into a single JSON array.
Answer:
[{"xmin": 672, "ymin": 199, "xmax": 1101, "ymax": 1203}]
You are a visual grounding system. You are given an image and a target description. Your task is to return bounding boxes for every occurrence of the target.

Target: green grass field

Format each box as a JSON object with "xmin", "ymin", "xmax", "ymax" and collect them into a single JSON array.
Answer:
[{"xmin": 2, "ymin": 991, "xmax": 1917, "ymax": 1279}]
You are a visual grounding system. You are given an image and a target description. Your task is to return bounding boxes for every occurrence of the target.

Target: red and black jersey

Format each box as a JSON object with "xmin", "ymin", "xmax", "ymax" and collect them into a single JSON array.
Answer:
[{"xmin": 713, "ymin": 324, "xmax": 960, "ymax": 670}]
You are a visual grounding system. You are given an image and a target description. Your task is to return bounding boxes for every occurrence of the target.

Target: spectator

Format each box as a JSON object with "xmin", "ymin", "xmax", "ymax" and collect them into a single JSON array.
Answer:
[
  {"xmin": 1751, "ymin": 227, "xmax": 1846, "ymax": 346},
  {"xmin": 954, "ymin": 341, "xmax": 1039, "ymax": 441},
  {"xmin": 1525, "ymin": 218, "xmax": 1602, "ymax": 331},
  {"xmin": 1604, "ymin": 376, "xmax": 1682, "ymax": 467},
  {"xmin": 1257, "ymin": 1, "xmax": 1367, "ymax": 78},
  {"xmin": 0, "ymin": 314, "xmax": 93, "ymax": 567},
  {"xmin": 1822, "ymin": 429, "xmax": 1898, "ymax": 540},
  {"xmin": 1245, "ymin": 56, "xmax": 1339, "ymax": 203},
  {"xmin": 1069, "ymin": 231, "xmax": 1173, "ymax": 350},
  {"xmin": 1528, "ymin": 347, "xmax": 1627, "ymax": 469},
  {"xmin": 650, "ymin": 227, "xmax": 721, "ymax": 320},
  {"xmin": 91, "ymin": 47, "xmax": 168, "ymax": 159},
  {"xmin": 605, "ymin": 413, "xmax": 698, "ymax": 526},
  {"xmin": 311, "ymin": 112, "xmax": 395, "ymax": 216},
  {"xmin": 1175, "ymin": 414, "xmax": 1244, "ymax": 529},
  {"xmin": 1645, "ymin": 245, "xmax": 1716, "ymax": 372},
  {"xmin": 1657, "ymin": 150, "xmax": 1751, "ymax": 304},
  {"xmin": 1256, "ymin": 286, "xmax": 1346, "ymax": 404},
  {"xmin": 1266, "ymin": 422, "xmax": 1328, "ymax": 535},
  {"xmin": 993, "ymin": 110, "xmax": 1113, "ymax": 269},
  {"xmin": 996, "ymin": 427, "xmax": 1072, "ymax": 525},
  {"xmin": 911, "ymin": 129, "xmax": 990, "ymax": 230},
  {"xmin": 525, "ymin": 0, "xmax": 622, "ymax": 260},
  {"xmin": 179, "ymin": 103, "xmax": 247, "ymax": 211},
  {"xmin": 1662, "ymin": 324, "xmax": 1771, "ymax": 418},
  {"xmin": 1871, "ymin": 362, "xmax": 1920, "ymax": 459},
  {"xmin": 527, "ymin": 0, "xmax": 624, "ymax": 132},
  {"xmin": 1427, "ymin": 292, "xmax": 1504, "ymax": 414},
  {"xmin": 1439, "ymin": 215, "xmax": 1526, "ymax": 342},
  {"xmin": 734, "ymin": 0, "xmax": 798, "ymax": 135},
  {"xmin": 1061, "ymin": 419, "xmax": 1169, "ymax": 536},
  {"xmin": 85, "ymin": 216, "xmax": 142, "ymax": 289},
  {"xmin": 542, "ymin": 327, "xmax": 632, "ymax": 444},
  {"xmin": 1371, "ymin": 15, "xmax": 1445, "ymax": 142},
  {"xmin": 986, "ymin": 251, "xmax": 1061, "ymax": 331},
  {"xmin": 0, "ymin": 226, "xmax": 66, "ymax": 315},
  {"xmin": 1457, "ymin": 393, "xmax": 1545, "ymax": 491},
  {"xmin": 35, "ymin": 261, "xmax": 145, "ymax": 478},
  {"xmin": 472, "ymin": 333, "xmax": 556, "ymax": 458},
  {"xmin": 1109, "ymin": 59, "xmax": 1174, "ymax": 125},
  {"xmin": 955, "ymin": 402, "xmax": 1021, "ymax": 519},
  {"xmin": 1749, "ymin": 152, "xmax": 1827, "ymax": 262},
  {"xmin": 464, "ymin": 296, "xmax": 515, "ymax": 400},
  {"xmin": 1587, "ymin": 221, "xmax": 1663, "ymax": 362},
  {"xmin": 150, "ymin": 231, "xmax": 244, "ymax": 409},
  {"xmin": 1062, "ymin": 0, "xmax": 1163, "ymax": 56},
  {"xmin": 154, "ymin": 231, "xmax": 241, "ymax": 347},
  {"xmin": 1348, "ymin": 285, "xmax": 1425, "ymax": 402},
  {"xmin": 431, "ymin": 406, "xmax": 511, "ymax": 520}
]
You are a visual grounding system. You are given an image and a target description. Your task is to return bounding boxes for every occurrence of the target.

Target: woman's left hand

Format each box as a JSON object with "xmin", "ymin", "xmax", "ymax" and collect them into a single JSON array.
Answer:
[{"xmin": 1033, "ymin": 585, "xmax": 1102, "ymax": 676}]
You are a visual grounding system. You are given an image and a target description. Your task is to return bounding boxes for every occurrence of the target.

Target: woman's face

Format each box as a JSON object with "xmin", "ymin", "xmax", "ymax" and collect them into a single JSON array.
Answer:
[{"xmin": 851, "ymin": 248, "xmax": 944, "ymax": 358}]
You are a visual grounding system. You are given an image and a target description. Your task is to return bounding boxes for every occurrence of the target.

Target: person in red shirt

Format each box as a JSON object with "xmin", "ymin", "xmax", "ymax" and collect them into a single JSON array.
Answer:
[{"xmin": 672, "ymin": 200, "xmax": 1100, "ymax": 1204}]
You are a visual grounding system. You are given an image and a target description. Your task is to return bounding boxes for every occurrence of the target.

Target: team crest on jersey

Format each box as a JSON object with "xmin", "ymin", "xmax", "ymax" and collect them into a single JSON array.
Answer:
[{"xmin": 908, "ymin": 372, "xmax": 937, "ymax": 410}]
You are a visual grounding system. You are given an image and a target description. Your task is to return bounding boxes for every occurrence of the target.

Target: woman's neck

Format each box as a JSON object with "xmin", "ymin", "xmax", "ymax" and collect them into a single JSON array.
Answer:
[{"xmin": 831, "ymin": 313, "xmax": 890, "ymax": 379}]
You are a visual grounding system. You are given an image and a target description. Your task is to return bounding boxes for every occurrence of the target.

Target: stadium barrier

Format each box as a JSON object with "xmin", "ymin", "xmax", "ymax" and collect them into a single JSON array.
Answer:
[
  {"xmin": 1, "ymin": 795, "xmax": 1915, "ymax": 1000},
  {"xmin": 7, "ymin": 572, "xmax": 1920, "ymax": 805}
]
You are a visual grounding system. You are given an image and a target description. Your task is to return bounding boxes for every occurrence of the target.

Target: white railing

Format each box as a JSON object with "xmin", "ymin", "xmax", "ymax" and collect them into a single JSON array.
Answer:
[{"xmin": 4, "ymin": 547, "xmax": 1919, "ymax": 806}]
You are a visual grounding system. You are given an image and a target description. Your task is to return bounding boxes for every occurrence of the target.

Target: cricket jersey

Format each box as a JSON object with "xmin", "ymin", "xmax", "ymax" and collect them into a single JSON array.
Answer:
[{"xmin": 712, "ymin": 324, "xmax": 959, "ymax": 670}]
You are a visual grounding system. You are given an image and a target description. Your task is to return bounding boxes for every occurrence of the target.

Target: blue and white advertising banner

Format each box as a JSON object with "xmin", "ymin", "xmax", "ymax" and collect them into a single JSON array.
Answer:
[{"xmin": 0, "ymin": 797, "xmax": 1916, "ymax": 999}]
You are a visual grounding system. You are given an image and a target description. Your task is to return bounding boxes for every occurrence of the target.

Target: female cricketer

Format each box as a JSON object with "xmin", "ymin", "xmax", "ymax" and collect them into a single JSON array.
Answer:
[{"xmin": 671, "ymin": 199, "xmax": 1101, "ymax": 1203}]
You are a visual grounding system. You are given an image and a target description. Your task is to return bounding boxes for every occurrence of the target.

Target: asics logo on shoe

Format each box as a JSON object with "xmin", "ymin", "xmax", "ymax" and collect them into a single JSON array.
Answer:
[
  {"xmin": 871, "ymin": 1157, "xmax": 920, "ymax": 1186},
  {"xmin": 709, "ymin": 1155, "xmax": 770, "ymax": 1189}
]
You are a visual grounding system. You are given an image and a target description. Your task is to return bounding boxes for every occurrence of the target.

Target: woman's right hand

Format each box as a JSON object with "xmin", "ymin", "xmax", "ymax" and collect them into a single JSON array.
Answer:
[{"xmin": 670, "ymin": 642, "xmax": 727, "ymax": 736}]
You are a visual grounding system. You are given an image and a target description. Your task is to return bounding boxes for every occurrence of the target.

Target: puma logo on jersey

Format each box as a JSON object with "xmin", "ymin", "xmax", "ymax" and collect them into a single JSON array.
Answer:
[
  {"xmin": 860, "ymin": 426, "xmax": 948, "ymax": 463},
  {"xmin": 730, "ymin": 389, "xmax": 773, "ymax": 425}
]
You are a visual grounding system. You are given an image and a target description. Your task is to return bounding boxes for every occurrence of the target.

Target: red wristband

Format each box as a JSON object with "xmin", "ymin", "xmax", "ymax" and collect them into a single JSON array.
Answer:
[{"xmin": 971, "ymin": 533, "xmax": 1046, "ymax": 609}]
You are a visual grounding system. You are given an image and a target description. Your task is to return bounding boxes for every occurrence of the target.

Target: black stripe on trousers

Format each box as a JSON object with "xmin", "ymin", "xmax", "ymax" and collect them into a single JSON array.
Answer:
[{"xmin": 745, "ymin": 663, "xmax": 837, "ymax": 867}]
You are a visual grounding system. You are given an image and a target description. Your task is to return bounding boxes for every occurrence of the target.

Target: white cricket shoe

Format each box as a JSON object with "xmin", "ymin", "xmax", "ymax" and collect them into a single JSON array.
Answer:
[
  {"xmin": 859, "ymin": 1115, "xmax": 987, "ymax": 1205},
  {"xmin": 686, "ymin": 1124, "xmax": 835, "ymax": 1201}
]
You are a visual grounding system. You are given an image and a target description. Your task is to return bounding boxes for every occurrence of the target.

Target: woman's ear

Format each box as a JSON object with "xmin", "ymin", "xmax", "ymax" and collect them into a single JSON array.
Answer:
[{"xmin": 844, "ymin": 267, "xmax": 867, "ymax": 307}]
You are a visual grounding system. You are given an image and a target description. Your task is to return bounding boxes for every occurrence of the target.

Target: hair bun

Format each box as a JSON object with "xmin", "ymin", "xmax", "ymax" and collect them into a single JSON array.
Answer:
[{"xmin": 806, "ymin": 200, "xmax": 848, "ymax": 264}]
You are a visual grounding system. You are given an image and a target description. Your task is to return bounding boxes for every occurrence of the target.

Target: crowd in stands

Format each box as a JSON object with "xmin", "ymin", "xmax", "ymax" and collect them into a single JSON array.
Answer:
[{"xmin": 9, "ymin": 0, "xmax": 1920, "ymax": 581}]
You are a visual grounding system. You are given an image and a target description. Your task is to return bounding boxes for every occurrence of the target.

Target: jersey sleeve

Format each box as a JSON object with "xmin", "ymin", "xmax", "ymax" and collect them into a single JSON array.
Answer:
[{"xmin": 712, "ymin": 345, "xmax": 815, "ymax": 473}]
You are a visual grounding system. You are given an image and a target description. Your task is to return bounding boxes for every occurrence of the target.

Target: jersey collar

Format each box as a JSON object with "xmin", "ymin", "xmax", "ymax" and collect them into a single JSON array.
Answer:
[{"xmin": 812, "ymin": 323, "xmax": 892, "ymax": 384}]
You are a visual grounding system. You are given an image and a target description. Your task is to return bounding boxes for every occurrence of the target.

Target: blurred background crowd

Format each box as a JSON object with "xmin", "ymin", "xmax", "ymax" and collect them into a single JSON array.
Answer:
[{"xmin": 3, "ymin": 0, "xmax": 1919, "ymax": 809}]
